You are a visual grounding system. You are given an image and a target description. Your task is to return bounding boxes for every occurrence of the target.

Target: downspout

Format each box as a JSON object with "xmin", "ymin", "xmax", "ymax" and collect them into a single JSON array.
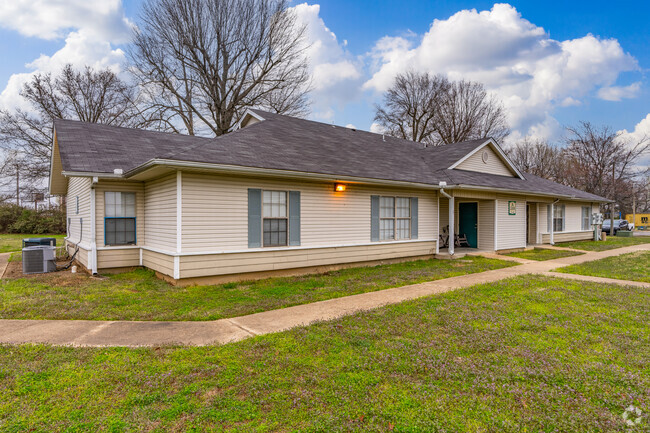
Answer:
[
  {"xmin": 439, "ymin": 181, "xmax": 454, "ymax": 256},
  {"xmin": 549, "ymin": 198, "xmax": 560, "ymax": 246},
  {"xmin": 90, "ymin": 176, "xmax": 98, "ymax": 275}
]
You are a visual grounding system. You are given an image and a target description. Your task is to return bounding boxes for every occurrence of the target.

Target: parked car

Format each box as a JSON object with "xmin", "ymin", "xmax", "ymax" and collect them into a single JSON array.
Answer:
[{"xmin": 602, "ymin": 219, "xmax": 629, "ymax": 235}]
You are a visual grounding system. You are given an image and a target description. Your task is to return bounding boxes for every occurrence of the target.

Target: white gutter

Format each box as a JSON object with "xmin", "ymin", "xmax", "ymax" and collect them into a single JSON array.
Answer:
[
  {"xmin": 439, "ymin": 181, "xmax": 454, "ymax": 256},
  {"xmin": 89, "ymin": 176, "xmax": 98, "ymax": 275},
  {"xmin": 63, "ymin": 171, "xmax": 123, "ymax": 179}
]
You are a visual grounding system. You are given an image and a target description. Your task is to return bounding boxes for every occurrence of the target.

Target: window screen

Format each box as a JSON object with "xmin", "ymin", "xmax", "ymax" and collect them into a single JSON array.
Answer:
[
  {"xmin": 380, "ymin": 196, "xmax": 411, "ymax": 241},
  {"xmin": 104, "ymin": 192, "xmax": 136, "ymax": 245},
  {"xmin": 581, "ymin": 206, "xmax": 591, "ymax": 230},
  {"xmin": 262, "ymin": 191, "xmax": 288, "ymax": 246}
]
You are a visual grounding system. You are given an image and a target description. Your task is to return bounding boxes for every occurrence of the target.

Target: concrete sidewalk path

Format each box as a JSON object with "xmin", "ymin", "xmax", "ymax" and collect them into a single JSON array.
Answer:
[{"xmin": 0, "ymin": 243, "xmax": 648, "ymax": 347}]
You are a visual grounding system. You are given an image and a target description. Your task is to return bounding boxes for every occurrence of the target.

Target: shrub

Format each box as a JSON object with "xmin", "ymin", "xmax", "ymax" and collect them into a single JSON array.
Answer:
[{"xmin": 0, "ymin": 204, "xmax": 66, "ymax": 234}]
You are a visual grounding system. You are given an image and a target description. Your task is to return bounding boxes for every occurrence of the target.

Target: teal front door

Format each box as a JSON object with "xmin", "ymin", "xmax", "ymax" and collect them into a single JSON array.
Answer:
[{"xmin": 459, "ymin": 202, "xmax": 478, "ymax": 248}]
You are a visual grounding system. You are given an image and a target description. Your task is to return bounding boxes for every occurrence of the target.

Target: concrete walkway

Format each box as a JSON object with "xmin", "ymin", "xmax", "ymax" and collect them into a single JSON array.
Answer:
[{"xmin": 0, "ymin": 243, "xmax": 648, "ymax": 347}]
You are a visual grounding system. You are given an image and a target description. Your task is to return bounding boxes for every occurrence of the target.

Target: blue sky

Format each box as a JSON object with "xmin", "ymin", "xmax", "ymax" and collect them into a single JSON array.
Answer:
[{"xmin": 0, "ymin": 0, "xmax": 648, "ymax": 149}]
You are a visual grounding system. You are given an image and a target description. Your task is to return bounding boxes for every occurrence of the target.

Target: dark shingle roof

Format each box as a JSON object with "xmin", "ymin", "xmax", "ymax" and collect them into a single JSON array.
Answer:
[{"xmin": 53, "ymin": 110, "xmax": 609, "ymax": 201}]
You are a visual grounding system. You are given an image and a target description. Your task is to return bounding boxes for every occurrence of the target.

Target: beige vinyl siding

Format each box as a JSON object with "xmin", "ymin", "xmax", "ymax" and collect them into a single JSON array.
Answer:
[
  {"xmin": 142, "ymin": 249, "xmax": 174, "ymax": 276},
  {"xmin": 539, "ymin": 202, "xmax": 598, "ymax": 234},
  {"xmin": 97, "ymin": 248, "xmax": 140, "ymax": 269},
  {"xmin": 455, "ymin": 146, "xmax": 515, "ymax": 177},
  {"xmin": 179, "ymin": 241, "xmax": 436, "ymax": 279},
  {"xmin": 181, "ymin": 172, "xmax": 438, "ymax": 253},
  {"xmin": 541, "ymin": 232, "xmax": 593, "ymax": 243},
  {"xmin": 496, "ymin": 195, "xmax": 526, "ymax": 250},
  {"xmin": 144, "ymin": 174, "xmax": 177, "ymax": 251},
  {"xmin": 65, "ymin": 242, "xmax": 90, "ymax": 268},
  {"xmin": 478, "ymin": 200, "xmax": 494, "ymax": 250},
  {"xmin": 453, "ymin": 189, "xmax": 497, "ymax": 199},
  {"xmin": 66, "ymin": 176, "xmax": 91, "ymax": 244},
  {"xmin": 94, "ymin": 180, "xmax": 145, "ymax": 247},
  {"xmin": 439, "ymin": 197, "xmax": 449, "ymax": 231}
]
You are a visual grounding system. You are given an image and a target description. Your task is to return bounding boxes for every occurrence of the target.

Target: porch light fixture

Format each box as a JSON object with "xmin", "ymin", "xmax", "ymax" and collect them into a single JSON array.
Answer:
[{"xmin": 334, "ymin": 183, "xmax": 346, "ymax": 192}]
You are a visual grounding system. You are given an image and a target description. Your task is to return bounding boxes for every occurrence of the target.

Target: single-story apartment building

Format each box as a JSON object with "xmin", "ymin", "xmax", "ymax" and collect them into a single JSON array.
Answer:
[{"xmin": 49, "ymin": 109, "xmax": 608, "ymax": 285}]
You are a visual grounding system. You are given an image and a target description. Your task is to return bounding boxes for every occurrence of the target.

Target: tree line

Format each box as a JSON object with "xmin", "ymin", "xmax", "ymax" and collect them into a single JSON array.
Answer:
[{"xmin": 0, "ymin": 0, "xmax": 647, "ymax": 218}]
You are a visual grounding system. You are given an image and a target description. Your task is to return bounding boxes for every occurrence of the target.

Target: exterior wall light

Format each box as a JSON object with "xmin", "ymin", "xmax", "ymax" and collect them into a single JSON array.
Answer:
[{"xmin": 334, "ymin": 183, "xmax": 346, "ymax": 192}]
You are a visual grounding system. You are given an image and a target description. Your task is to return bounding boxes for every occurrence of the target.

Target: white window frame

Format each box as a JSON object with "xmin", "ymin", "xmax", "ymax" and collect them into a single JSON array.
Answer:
[
  {"xmin": 262, "ymin": 190, "xmax": 289, "ymax": 247},
  {"xmin": 553, "ymin": 204, "xmax": 565, "ymax": 232},
  {"xmin": 581, "ymin": 206, "xmax": 591, "ymax": 230},
  {"xmin": 379, "ymin": 196, "xmax": 412, "ymax": 241},
  {"xmin": 104, "ymin": 191, "xmax": 137, "ymax": 246}
]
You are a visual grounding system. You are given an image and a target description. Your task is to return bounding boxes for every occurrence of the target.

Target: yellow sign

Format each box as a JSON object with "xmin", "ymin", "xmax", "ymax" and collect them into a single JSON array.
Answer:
[{"xmin": 626, "ymin": 213, "xmax": 650, "ymax": 229}]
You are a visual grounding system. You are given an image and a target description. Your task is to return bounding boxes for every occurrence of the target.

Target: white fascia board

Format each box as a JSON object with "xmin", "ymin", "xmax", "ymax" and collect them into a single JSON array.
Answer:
[
  {"xmin": 448, "ymin": 139, "xmax": 526, "ymax": 180},
  {"xmin": 452, "ymin": 183, "xmax": 607, "ymax": 203},
  {"xmin": 48, "ymin": 127, "xmax": 57, "ymax": 194},
  {"xmin": 62, "ymin": 171, "xmax": 123, "ymax": 179}
]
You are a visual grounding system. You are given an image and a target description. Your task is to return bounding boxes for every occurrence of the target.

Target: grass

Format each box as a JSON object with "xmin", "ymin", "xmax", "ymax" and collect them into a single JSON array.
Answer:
[
  {"xmin": 557, "ymin": 250, "xmax": 650, "ymax": 283},
  {"xmin": 0, "ymin": 233, "xmax": 65, "ymax": 253},
  {"xmin": 0, "ymin": 256, "xmax": 515, "ymax": 321},
  {"xmin": 1, "ymin": 275, "xmax": 648, "ymax": 432},
  {"xmin": 556, "ymin": 235, "xmax": 650, "ymax": 252},
  {"xmin": 503, "ymin": 247, "xmax": 584, "ymax": 261}
]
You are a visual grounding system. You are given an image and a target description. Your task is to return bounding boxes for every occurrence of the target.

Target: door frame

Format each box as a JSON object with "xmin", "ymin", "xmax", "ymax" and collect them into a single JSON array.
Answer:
[{"xmin": 458, "ymin": 201, "xmax": 479, "ymax": 249}]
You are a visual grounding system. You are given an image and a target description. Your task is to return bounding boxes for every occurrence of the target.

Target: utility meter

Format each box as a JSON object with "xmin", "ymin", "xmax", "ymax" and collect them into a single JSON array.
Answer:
[{"xmin": 592, "ymin": 213, "xmax": 603, "ymax": 225}]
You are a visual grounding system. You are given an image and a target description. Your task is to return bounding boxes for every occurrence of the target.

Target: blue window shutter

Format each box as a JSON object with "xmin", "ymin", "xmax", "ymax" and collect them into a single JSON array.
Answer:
[
  {"xmin": 289, "ymin": 191, "xmax": 301, "ymax": 246},
  {"xmin": 547, "ymin": 205, "xmax": 552, "ymax": 232},
  {"xmin": 371, "ymin": 195, "xmax": 380, "ymax": 242},
  {"xmin": 248, "ymin": 189, "xmax": 262, "ymax": 248},
  {"xmin": 562, "ymin": 204, "xmax": 566, "ymax": 231},
  {"xmin": 411, "ymin": 197, "xmax": 418, "ymax": 239}
]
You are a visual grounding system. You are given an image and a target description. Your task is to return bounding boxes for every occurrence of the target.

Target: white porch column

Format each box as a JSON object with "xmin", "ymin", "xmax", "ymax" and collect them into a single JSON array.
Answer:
[
  {"xmin": 448, "ymin": 196, "xmax": 455, "ymax": 255},
  {"xmin": 549, "ymin": 202, "xmax": 555, "ymax": 245},
  {"xmin": 536, "ymin": 203, "xmax": 540, "ymax": 244},
  {"xmin": 494, "ymin": 199, "xmax": 498, "ymax": 251}
]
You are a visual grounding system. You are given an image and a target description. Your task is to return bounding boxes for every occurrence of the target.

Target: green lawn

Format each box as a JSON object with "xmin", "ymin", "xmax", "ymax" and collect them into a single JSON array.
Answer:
[
  {"xmin": 556, "ymin": 235, "xmax": 650, "ymax": 252},
  {"xmin": 0, "ymin": 256, "xmax": 515, "ymax": 321},
  {"xmin": 1, "ymin": 275, "xmax": 648, "ymax": 432},
  {"xmin": 504, "ymin": 247, "xmax": 585, "ymax": 261},
  {"xmin": 557, "ymin": 250, "xmax": 650, "ymax": 283},
  {"xmin": 0, "ymin": 233, "xmax": 65, "ymax": 253}
]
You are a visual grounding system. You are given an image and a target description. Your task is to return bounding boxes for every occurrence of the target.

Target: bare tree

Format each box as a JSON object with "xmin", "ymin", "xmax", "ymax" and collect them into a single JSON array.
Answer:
[
  {"xmin": 374, "ymin": 71, "xmax": 449, "ymax": 146},
  {"xmin": 129, "ymin": 0, "xmax": 311, "ymax": 136},
  {"xmin": 563, "ymin": 121, "xmax": 649, "ymax": 202},
  {"xmin": 506, "ymin": 137, "xmax": 564, "ymax": 180},
  {"xmin": 0, "ymin": 64, "xmax": 149, "ymax": 181},
  {"xmin": 374, "ymin": 72, "xmax": 509, "ymax": 146},
  {"xmin": 433, "ymin": 79, "xmax": 509, "ymax": 145}
]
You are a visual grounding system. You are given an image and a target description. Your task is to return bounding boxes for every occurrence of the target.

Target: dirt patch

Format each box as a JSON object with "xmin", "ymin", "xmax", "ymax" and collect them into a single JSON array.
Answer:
[{"xmin": 3, "ymin": 259, "xmax": 93, "ymax": 285}]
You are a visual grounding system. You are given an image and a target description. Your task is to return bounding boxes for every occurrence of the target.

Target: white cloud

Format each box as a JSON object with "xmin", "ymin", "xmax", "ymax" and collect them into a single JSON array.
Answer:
[
  {"xmin": 291, "ymin": 3, "xmax": 363, "ymax": 121},
  {"xmin": 0, "ymin": 0, "xmax": 133, "ymax": 42},
  {"xmin": 364, "ymin": 3, "xmax": 639, "ymax": 140},
  {"xmin": 618, "ymin": 114, "xmax": 650, "ymax": 171},
  {"xmin": 597, "ymin": 82, "xmax": 642, "ymax": 101},
  {"xmin": 0, "ymin": 1, "xmax": 130, "ymax": 111}
]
